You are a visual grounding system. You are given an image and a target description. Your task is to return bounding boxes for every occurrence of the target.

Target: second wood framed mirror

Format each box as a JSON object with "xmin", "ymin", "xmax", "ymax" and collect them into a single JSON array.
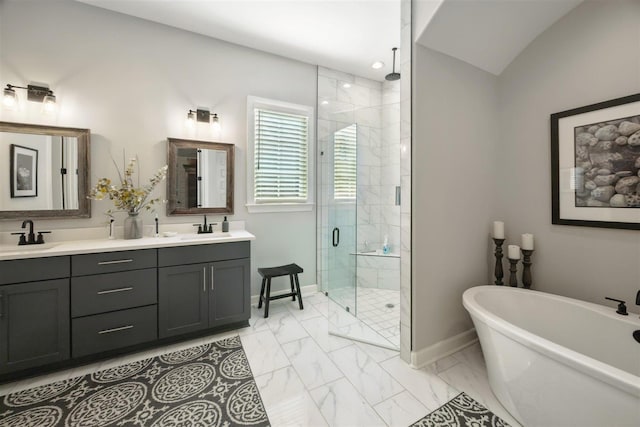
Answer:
[{"xmin": 166, "ymin": 138, "xmax": 234, "ymax": 215}]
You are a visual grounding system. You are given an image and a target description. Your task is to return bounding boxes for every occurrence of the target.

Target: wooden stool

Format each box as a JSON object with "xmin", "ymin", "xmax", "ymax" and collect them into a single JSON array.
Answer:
[{"xmin": 258, "ymin": 263, "xmax": 304, "ymax": 318}]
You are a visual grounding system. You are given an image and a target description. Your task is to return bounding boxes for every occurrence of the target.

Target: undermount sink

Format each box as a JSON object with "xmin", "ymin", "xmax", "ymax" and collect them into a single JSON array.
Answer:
[
  {"xmin": 0, "ymin": 242, "xmax": 59, "ymax": 253},
  {"xmin": 180, "ymin": 232, "xmax": 231, "ymax": 240}
]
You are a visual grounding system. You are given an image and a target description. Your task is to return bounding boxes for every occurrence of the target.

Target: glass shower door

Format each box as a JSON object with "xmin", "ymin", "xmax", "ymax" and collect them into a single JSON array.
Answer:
[{"xmin": 327, "ymin": 124, "xmax": 357, "ymax": 314}]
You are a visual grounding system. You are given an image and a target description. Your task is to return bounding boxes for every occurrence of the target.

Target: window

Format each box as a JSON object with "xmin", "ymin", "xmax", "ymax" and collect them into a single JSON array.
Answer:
[
  {"xmin": 247, "ymin": 96, "xmax": 315, "ymax": 212},
  {"xmin": 333, "ymin": 123, "xmax": 357, "ymax": 200}
]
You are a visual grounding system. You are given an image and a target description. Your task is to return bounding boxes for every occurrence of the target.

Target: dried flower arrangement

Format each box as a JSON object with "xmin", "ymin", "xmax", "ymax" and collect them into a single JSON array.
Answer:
[{"xmin": 88, "ymin": 156, "xmax": 168, "ymax": 214}]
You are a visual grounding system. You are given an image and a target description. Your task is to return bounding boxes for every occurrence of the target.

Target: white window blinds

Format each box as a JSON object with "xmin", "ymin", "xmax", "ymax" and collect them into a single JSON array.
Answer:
[
  {"xmin": 254, "ymin": 108, "xmax": 309, "ymax": 202},
  {"xmin": 334, "ymin": 123, "xmax": 357, "ymax": 200}
]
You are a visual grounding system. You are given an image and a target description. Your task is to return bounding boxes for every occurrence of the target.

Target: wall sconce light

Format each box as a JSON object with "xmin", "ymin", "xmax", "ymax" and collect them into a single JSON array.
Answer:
[
  {"xmin": 3, "ymin": 83, "xmax": 57, "ymax": 113},
  {"xmin": 186, "ymin": 108, "xmax": 221, "ymax": 131}
]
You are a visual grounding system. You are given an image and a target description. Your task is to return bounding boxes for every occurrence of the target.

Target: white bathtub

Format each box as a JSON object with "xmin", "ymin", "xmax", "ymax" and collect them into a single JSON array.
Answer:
[{"xmin": 463, "ymin": 286, "xmax": 640, "ymax": 427}]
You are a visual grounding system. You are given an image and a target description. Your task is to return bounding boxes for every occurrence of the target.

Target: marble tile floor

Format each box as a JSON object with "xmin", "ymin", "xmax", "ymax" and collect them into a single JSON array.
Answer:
[
  {"xmin": 356, "ymin": 288, "xmax": 400, "ymax": 346},
  {"xmin": 0, "ymin": 292, "xmax": 521, "ymax": 427},
  {"xmin": 328, "ymin": 287, "xmax": 401, "ymax": 349}
]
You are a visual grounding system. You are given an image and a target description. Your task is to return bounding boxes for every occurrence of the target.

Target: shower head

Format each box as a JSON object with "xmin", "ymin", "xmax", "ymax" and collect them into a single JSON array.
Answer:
[{"xmin": 385, "ymin": 47, "xmax": 401, "ymax": 81}]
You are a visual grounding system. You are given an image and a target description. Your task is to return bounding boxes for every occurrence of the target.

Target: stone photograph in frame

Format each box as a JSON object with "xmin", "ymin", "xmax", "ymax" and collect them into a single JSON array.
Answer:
[{"xmin": 551, "ymin": 93, "xmax": 640, "ymax": 230}]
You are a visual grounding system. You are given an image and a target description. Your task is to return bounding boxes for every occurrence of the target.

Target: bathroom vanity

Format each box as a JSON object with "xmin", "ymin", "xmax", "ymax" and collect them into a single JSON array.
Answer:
[{"xmin": 0, "ymin": 231, "xmax": 254, "ymax": 382}]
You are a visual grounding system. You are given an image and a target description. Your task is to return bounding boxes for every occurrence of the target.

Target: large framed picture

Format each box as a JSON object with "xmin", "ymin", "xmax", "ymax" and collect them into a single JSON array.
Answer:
[
  {"xmin": 10, "ymin": 144, "xmax": 38, "ymax": 198},
  {"xmin": 551, "ymin": 93, "xmax": 640, "ymax": 229}
]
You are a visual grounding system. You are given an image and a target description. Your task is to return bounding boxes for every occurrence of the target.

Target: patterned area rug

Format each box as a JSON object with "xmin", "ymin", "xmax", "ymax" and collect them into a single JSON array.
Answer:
[
  {"xmin": 410, "ymin": 392, "xmax": 511, "ymax": 427},
  {"xmin": 0, "ymin": 336, "xmax": 270, "ymax": 427}
]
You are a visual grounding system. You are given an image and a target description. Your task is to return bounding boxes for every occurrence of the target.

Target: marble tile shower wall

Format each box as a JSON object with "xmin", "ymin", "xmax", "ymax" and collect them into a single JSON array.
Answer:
[{"xmin": 317, "ymin": 67, "xmax": 400, "ymax": 293}]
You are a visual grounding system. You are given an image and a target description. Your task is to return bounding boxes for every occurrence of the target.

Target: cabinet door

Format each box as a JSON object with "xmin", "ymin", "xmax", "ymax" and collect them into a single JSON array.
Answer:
[
  {"xmin": 0, "ymin": 279, "xmax": 70, "ymax": 374},
  {"xmin": 209, "ymin": 258, "xmax": 250, "ymax": 327},
  {"xmin": 158, "ymin": 263, "xmax": 209, "ymax": 338}
]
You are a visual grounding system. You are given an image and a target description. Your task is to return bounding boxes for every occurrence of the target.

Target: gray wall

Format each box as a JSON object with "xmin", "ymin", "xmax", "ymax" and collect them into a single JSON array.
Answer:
[
  {"xmin": 412, "ymin": 45, "xmax": 499, "ymax": 351},
  {"xmin": 497, "ymin": 0, "xmax": 640, "ymax": 307},
  {"xmin": 412, "ymin": 0, "xmax": 640, "ymax": 354},
  {"xmin": 0, "ymin": 0, "xmax": 317, "ymax": 295}
]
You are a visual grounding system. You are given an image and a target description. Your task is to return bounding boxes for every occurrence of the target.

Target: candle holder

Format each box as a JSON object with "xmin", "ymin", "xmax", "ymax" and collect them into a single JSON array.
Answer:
[
  {"xmin": 492, "ymin": 238, "xmax": 505, "ymax": 286},
  {"xmin": 508, "ymin": 258, "xmax": 519, "ymax": 287},
  {"xmin": 521, "ymin": 249, "xmax": 534, "ymax": 289}
]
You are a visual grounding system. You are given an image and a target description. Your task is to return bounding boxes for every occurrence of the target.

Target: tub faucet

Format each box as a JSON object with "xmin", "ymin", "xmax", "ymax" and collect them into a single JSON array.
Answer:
[{"xmin": 605, "ymin": 297, "xmax": 628, "ymax": 316}]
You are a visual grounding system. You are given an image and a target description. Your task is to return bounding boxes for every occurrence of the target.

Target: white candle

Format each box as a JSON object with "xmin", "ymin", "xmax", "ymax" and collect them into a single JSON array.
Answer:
[
  {"xmin": 508, "ymin": 245, "xmax": 520, "ymax": 259},
  {"xmin": 521, "ymin": 233, "xmax": 534, "ymax": 250},
  {"xmin": 493, "ymin": 221, "xmax": 504, "ymax": 239}
]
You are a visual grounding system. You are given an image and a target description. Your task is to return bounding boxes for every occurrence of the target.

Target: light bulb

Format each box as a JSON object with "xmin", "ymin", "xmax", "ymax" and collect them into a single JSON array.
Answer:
[
  {"xmin": 3, "ymin": 87, "xmax": 17, "ymax": 110},
  {"xmin": 211, "ymin": 113, "xmax": 221, "ymax": 132},
  {"xmin": 186, "ymin": 111, "xmax": 196, "ymax": 127},
  {"xmin": 42, "ymin": 93, "xmax": 57, "ymax": 114},
  {"xmin": 371, "ymin": 61, "xmax": 384, "ymax": 69}
]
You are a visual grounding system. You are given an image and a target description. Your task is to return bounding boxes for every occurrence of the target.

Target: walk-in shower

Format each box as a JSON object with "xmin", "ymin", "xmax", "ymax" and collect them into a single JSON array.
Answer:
[{"xmin": 317, "ymin": 66, "xmax": 401, "ymax": 349}]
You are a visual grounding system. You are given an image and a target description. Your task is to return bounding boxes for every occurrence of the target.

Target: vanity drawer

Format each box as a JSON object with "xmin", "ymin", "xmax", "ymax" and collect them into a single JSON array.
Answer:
[
  {"xmin": 72, "ymin": 249, "xmax": 157, "ymax": 276},
  {"xmin": 71, "ymin": 269, "xmax": 157, "ymax": 318},
  {"xmin": 158, "ymin": 241, "xmax": 250, "ymax": 267},
  {"xmin": 72, "ymin": 305, "xmax": 157, "ymax": 358},
  {"xmin": 0, "ymin": 256, "xmax": 69, "ymax": 285}
]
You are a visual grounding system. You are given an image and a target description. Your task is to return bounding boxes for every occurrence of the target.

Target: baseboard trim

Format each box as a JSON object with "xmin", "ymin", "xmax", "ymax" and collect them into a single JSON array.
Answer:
[
  {"xmin": 410, "ymin": 328, "xmax": 477, "ymax": 369},
  {"xmin": 251, "ymin": 284, "xmax": 318, "ymax": 305}
]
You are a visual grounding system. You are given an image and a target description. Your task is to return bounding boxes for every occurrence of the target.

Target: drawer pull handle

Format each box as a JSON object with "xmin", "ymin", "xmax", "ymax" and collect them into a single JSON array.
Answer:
[
  {"xmin": 97, "ymin": 287, "xmax": 133, "ymax": 295},
  {"xmin": 203, "ymin": 267, "xmax": 206, "ymax": 292},
  {"xmin": 210, "ymin": 266, "xmax": 214, "ymax": 291},
  {"xmin": 98, "ymin": 325, "xmax": 133, "ymax": 334},
  {"xmin": 97, "ymin": 259, "xmax": 133, "ymax": 265}
]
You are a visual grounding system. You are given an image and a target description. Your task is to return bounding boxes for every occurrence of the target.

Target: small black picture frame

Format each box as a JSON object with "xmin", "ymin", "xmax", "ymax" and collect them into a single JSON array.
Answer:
[
  {"xmin": 551, "ymin": 93, "xmax": 640, "ymax": 230},
  {"xmin": 10, "ymin": 144, "xmax": 38, "ymax": 198}
]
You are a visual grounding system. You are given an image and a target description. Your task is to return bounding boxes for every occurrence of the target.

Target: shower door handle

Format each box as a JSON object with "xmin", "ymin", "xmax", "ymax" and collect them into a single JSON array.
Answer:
[{"xmin": 332, "ymin": 227, "xmax": 340, "ymax": 247}]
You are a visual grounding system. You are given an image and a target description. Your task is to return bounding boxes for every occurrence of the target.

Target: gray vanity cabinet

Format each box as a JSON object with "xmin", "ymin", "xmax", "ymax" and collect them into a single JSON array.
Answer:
[
  {"xmin": 70, "ymin": 250, "xmax": 158, "ymax": 358},
  {"xmin": 0, "ymin": 279, "xmax": 70, "ymax": 375},
  {"xmin": 0, "ymin": 239, "xmax": 251, "ymax": 380},
  {"xmin": 158, "ymin": 242, "xmax": 250, "ymax": 338},
  {"xmin": 158, "ymin": 263, "xmax": 210, "ymax": 337},
  {"xmin": 209, "ymin": 258, "xmax": 250, "ymax": 327}
]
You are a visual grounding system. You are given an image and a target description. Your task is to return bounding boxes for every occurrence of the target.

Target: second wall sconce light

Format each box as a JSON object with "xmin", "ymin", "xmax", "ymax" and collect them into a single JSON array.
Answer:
[
  {"xmin": 187, "ymin": 108, "xmax": 220, "ymax": 131},
  {"xmin": 3, "ymin": 83, "xmax": 57, "ymax": 113}
]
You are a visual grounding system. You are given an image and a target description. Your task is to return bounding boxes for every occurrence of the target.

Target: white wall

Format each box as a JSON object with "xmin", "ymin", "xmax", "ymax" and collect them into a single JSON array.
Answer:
[
  {"xmin": 497, "ymin": 0, "xmax": 640, "ymax": 307},
  {"xmin": 412, "ymin": 45, "xmax": 499, "ymax": 351},
  {"xmin": 0, "ymin": 0, "xmax": 317, "ymax": 295},
  {"xmin": 411, "ymin": 0, "xmax": 640, "ymax": 356}
]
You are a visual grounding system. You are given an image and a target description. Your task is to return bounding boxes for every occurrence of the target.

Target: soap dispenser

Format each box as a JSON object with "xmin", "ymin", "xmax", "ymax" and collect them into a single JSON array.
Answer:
[
  {"xmin": 222, "ymin": 216, "xmax": 229, "ymax": 232},
  {"xmin": 382, "ymin": 235, "xmax": 389, "ymax": 254}
]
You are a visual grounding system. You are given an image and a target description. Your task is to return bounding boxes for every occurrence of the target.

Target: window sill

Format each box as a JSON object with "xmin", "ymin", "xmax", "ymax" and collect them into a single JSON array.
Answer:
[{"xmin": 246, "ymin": 203, "xmax": 314, "ymax": 213}]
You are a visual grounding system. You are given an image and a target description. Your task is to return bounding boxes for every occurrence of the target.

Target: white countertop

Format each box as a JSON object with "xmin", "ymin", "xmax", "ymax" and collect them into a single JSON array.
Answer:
[{"xmin": 0, "ymin": 230, "xmax": 255, "ymax": 261}]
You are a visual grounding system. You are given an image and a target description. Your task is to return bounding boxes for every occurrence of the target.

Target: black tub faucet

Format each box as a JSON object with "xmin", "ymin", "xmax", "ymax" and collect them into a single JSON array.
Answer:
[{"xmin": 605, "ymin": 297, "xmax": 628, "ymax": 316}]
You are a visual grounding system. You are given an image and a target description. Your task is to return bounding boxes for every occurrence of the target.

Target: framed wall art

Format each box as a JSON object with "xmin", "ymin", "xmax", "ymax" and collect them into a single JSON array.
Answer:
[
  {"xmin": 10, "ymin": 144, "xmax": 38, "ymax": 198},
  {"xmin": 551, "ymin": 93, "xmax": 640, "ymax": 229}
]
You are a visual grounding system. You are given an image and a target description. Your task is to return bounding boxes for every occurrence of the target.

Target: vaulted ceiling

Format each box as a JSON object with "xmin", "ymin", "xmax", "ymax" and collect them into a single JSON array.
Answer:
[{"xmin": 77, "ymin": 0, "xmax": 582, "ymax": 80}]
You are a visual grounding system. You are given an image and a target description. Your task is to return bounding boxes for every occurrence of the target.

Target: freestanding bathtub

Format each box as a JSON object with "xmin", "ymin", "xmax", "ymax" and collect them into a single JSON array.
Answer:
[{"xmin": 463, "ymin": 286, "xmax": 640, "ymax": 427}]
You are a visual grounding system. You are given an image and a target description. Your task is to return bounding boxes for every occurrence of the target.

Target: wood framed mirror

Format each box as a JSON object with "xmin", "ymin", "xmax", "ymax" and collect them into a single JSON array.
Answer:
[
  {"xmin": 0, "ymin": 121, "xmax": 90, "ymax": 219},
  {"xmin": 166, "ymin": 138, "xmax": 234, "ymax": 215}
]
